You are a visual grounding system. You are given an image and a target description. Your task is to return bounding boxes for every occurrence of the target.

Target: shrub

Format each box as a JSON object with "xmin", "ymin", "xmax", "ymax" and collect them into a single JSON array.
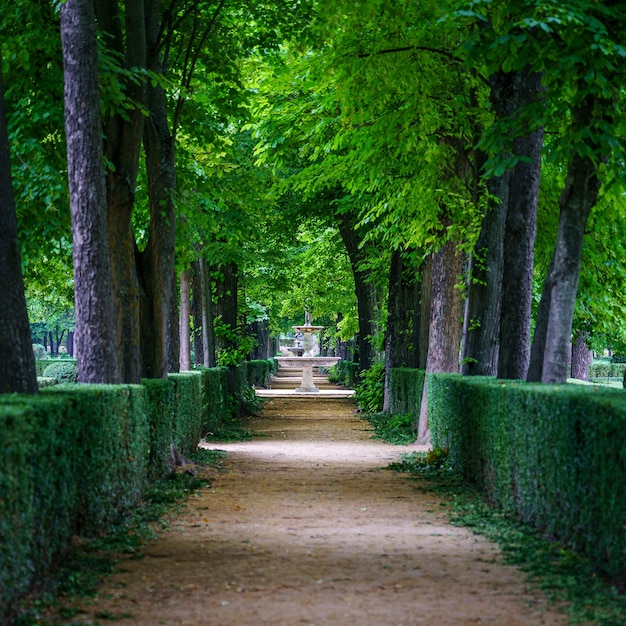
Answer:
[
  {"xmin": 355, "ymin": 361, "xmax": 385, "ymax": 413},
  {"xmin": 32, "ymin": 344, "xmax": 50, "ymax": 360},
  {"xmin": 42, "ymin": 361, "xmax": 78, "ymax": 384}
]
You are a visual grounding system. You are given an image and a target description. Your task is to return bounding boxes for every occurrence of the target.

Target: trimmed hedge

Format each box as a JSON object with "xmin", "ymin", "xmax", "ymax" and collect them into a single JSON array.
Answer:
[
  {"xmin": 428, "ymin": 373, "xmax": 626, "ymax": 581},
  {"xmin": 0, "ymin": 360, "xmax": 273, "ymax": 623},
  {"xmin": 0, "ymin": 395, "xmax": 73, "ymax": 617},
  {"xmin": 44, "ymin": 384, "xmax": 149, "ymax": 536},
  {"xmin": 35, "ymin": 358, "xmax": 75, "ymax": 377},
  {"xmin": 588, "ymin": 361, "xmax": 626, "ymax": 379},
  {"xmin": 329, "ymin": 360, "xmax": 359, "ymax": 388},
  {"xmin": 388, "ymin": 367, "xmax": 426, "ymax": 427}
]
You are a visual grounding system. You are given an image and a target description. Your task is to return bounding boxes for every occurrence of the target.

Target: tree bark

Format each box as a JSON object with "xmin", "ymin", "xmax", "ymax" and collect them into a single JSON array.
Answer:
[
  {"xmin": 336, "ymin": 210, "xmax": 381, "ymax": 373},
  {"xmin": 570, "ymin": 330, "xmax": 590, "ymax": 381},
  {"xmin": 498, "ymin": 71, "xmax": 543, "ymax": 380},
  {"xmin": 60, "ymin": 0, "xmax": 120, "ymax": 384},
  {"xmin": 95, "ymin": 0, "xmax": 146, "ymax": 384},
  {"xmin": 249, "ymin": 318, "xmax": 272, "ymax": 360},
  {"xmin": 461, "ymin": 70, "xmax": 520, "ymax": 377},
  {"xmin": 0, "ymin": 60, "xmax": 38, "ymax": 394},
  {"xmin": 179, "ymin": 268, "xmax": 191, "ymax": 371},
  {"xmin": 417, "ymin": 240, "xmax": 463, "ymax": 444},
  {"xmin": 383, "ymin": 249, "xmax": 422, "ymax": 411},
  {"xmin": 527, "ymin": 147, "xmax": 602, "ymax": 383},
  {"xmin": 214, "ymin": 262, "xmax": 239, "ymax": 358},
  {"xmin": 139, "ymin": 0, "xmax": 178, "ymax": 379},
  {"xmin": 190, "ymin": 259, "xmax": 204, "ymax": 366},
  {"xmin": 199, "ymin": 257, "xmax": 216, "ymax": 368}
]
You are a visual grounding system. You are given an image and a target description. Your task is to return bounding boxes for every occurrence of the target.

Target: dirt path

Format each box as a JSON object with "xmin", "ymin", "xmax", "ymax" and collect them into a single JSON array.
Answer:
[{"xmin": 70, "ymin": 396, "xmax": 569, "ymax": 625}]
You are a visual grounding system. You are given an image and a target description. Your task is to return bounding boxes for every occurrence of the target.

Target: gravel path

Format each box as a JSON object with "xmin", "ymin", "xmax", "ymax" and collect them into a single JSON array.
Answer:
[{"xmin": 69, "ymin": 396, "xmax": 569, "ymax": 625}]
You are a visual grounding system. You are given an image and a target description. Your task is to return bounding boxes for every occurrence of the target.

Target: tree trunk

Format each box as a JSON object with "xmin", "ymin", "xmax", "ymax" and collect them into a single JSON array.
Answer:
[
  {"xmin": 67, "ymin": 330, "xmax": 74, "ymax": 357},
  {"xmin": 0, "ymin": 60, "xmax": 38, "ymax": 394},
  {"xmin": 528, "ymin": 149, "xmax": 602, "ymax": 383},
  {"xmin": 140, "ymin": 0, "xmax": 178, "ymax": 379},
  {"xmin": 336, "ymin": 210, "xmax": 381, "ymax": 373},
  {"xmin": 570, "ymin": 330, "xmax": 590, "ymax": 381},
  {"xmin": 199, "ymin": 257, "xmax": 216, "ymax": 367},
  {"xmin": 417, "ymin": 240, "xmax": 463, "ymax": 444},
  {"xmin": 191, "ymin": 260, "xmax": 204, "ymax": 366},
  {"xmin": 249, "ymin": 318, "xmax": 272, "ymax": 360},
  {"xmin": 461, "ymin": 70, "xmax": 520, "ymax": 377},
  {"xmin": 461, "ymin": 190, "xmax": 507, "ymax": 376},
  {"xmin": 383, "ymin": 249, "xmax": 422, "ymax": 412},
  {"xmin": 498, "ymin": 71, "xmax": 543, "ymax": 380},
  {"xmin": 179, "ymin": 268, "xmax": 192, "ymax": 371},
  {"xmin": 60, "ymin": 0, "xmax": 120, "ymax": 384},
  {"xmin": 214, "ymin": 262, "xmax": 239, "ymax": 358},
  {"xmin": 96, "ymin": 0, "xmax": 146, "ymax": 384}
]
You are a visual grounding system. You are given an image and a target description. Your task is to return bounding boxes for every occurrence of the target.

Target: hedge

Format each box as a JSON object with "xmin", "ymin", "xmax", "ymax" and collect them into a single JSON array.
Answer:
[
  {"xmin": 588, "ymin": 361, "xmax": 626, "ymax": 379},
  {"xmin": 0, "ymin": 360, "xmax": 273, "ymax": 623},
  {"xmin": 428, "ymin": 373, "xmax": 626, "ymax": 581},
  {"xmin": 329, "ymin": 360, "xmax": 359, "ymax": 388},
  {"xmin": 388, "ymin": 367, "xmax": 426, "ymax": 427}
]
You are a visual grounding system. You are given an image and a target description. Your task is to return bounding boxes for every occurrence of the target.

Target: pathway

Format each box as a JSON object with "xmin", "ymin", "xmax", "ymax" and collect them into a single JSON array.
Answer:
[{"xmin": 67, "ymin": 387, "xmax": 569, "ymax": 625}]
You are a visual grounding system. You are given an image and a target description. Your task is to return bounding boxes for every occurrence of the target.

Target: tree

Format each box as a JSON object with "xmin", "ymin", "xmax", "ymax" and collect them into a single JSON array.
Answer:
[
  {"xmin": 0, "ymin": 58, "xmax": 38, "ymax": 394},
  {"xmin": 60, "ymin": 0, "xmax": 120, "ymax": 384}
]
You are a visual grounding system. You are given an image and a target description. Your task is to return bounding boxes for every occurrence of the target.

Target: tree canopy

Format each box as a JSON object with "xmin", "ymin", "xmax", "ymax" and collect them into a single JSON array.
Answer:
[{"xmin": 2, "ymin": 0, "xmax": 626, "ymax": 396}]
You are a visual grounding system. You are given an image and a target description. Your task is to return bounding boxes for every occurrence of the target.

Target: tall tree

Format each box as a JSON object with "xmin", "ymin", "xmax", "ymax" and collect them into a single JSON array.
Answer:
[
  {"xmin": 60, "ymin": 0, "xmax": 120, "ymax": 383},
  {"xmin": 0, "ymin": 58, "xmax": 38, "ymax": 394}
]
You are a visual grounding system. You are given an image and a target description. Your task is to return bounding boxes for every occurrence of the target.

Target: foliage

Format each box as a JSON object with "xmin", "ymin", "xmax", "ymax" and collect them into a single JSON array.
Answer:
[
  {"xmin": 328, "ymin": 360, "xmax": 359, "ymax": 388},
  {"xmin": 354, "ymin": 361, "xmax": 385, "ymax": 413},
  {"xmin": 41, "ymin": 361, "xmax": 77, "ymax": 384},
  {"xmin": 428, "ymin": 372, "xmax": 626, "ymax": 582},
  {"xmin": 32, "ymin": 345, "xmax": 49, "ymax": 360},
  {"xmin": 15, "ymin": 452, "xmax": 223, "ymax": 625},
  {"xmin": 0, "ymin": 365, "xmax": 258, "ymax": 621},
  {"xmin": 362, "ymin": 411, "xmax": 415, "ymax": 445},
  {"xmin": 389, "ymin": 453, "xmax": 626, "ymax": 625}
]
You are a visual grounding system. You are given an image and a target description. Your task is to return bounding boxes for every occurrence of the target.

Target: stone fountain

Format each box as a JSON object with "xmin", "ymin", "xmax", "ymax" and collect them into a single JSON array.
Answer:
[{"xmin": 276, "ymin": 319, "xmax": 340, "ymax": 393}]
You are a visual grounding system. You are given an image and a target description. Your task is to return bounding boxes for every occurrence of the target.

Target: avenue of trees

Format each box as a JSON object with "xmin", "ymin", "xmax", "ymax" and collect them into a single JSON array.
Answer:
[{"xmin": 2, "ymin": 0, "xmax": 626, "ymax": 438}]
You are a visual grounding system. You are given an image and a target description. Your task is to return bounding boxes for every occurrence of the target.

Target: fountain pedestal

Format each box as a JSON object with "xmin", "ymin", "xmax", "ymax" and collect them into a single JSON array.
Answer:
[{"xmin": 275, "ymin": 355, "xmax": 341, "ymax": 393}]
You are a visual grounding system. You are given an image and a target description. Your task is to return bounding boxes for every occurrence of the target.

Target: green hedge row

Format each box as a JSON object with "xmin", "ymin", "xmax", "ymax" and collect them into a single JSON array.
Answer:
[
  {"xmin": 0, "ymin": 360, "xmax": 273, "ymax": 623},
  {"xmin": 427, "ymin": 373, "xmax": 626, "ymax": 581},
  {"xmin": 588, "ymin": 361, "xmax": 626, "ymax": 379},
  {"xmin": 329, "ymin": 360, "xmax": 359, "ymax": 388},
  {"xmin": 388, "ymin": 367, "xmax": 426, "ymax": 427}
]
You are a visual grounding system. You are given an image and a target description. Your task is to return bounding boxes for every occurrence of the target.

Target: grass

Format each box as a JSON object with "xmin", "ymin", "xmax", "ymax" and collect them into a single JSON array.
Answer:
[
  {"xmin": 14, "ymin": 448, "xmax": 226, "ymax": 626},
  {"xmin": 361, "ymin": 411, "xmax": 416, "ymax": 445},
  {"xmin": 390, "ymin": 451, "xmax": 626, "ymax": 625}
]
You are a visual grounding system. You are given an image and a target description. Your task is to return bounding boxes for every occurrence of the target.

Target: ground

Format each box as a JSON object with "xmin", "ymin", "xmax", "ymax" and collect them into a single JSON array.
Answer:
[{"xmin": 67, "ymin": 396, "xmax": 570, "ymax": 625}]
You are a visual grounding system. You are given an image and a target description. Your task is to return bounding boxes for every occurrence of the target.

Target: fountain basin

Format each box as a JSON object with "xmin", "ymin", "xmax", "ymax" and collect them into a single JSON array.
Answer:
[{"xmin": 275, "ymin": 356, "xmax": 340, "ymax": 393}]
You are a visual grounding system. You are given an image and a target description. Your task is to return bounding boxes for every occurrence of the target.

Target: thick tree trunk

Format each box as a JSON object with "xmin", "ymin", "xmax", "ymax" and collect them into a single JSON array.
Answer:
[
  {"xmin": 417, "ymin": 241, "xmax": 463, "ymax": 444},
  {"xmin": 498, "ymin": 72, "xmax": 543, "ymax": 380},
  {"xmin": 249, "ymin": 318, "xmax": 272, "ymax": 360},
  {"xmin": 383, "ymin": 249, "xmax": 422, "ymax": 411},
  {"xmin": 570, "ymin": 330, "xmax": 590, "ymax": 381},
  {"xmin": 461, "ymin": 70, "xmax": 520, "ymax": 377},
  {"xmin": 190, "ymin": 260, "xmax": 204, "ymax": 366},
  {"xmin": 336, "ymin": 210, "xmax": 381, "ymax": 373},
  {"xmin": 140, "ymin": 0, "xmax": 178, "ymax": 378},
  {"xmin": 527, "ymin": 150, "xmax": 602, "ymax": 383},
  {"xmin": 60, "ymin": 0, "xmax": 120, "ymax": 384},
  {"xmin": 96, "ymin": 0, "xmax": 146, "ymax": 384},
  {"xmin": 179, "ymin": 268, "xmax": 191, "ymax": 371},
  {"xmin": 461, "ymin": 189, "xmax": 507, "ymax": 376},
  {"xmin": 0, "ymin": 61, "xmax": 38, "ymax": 394}
]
